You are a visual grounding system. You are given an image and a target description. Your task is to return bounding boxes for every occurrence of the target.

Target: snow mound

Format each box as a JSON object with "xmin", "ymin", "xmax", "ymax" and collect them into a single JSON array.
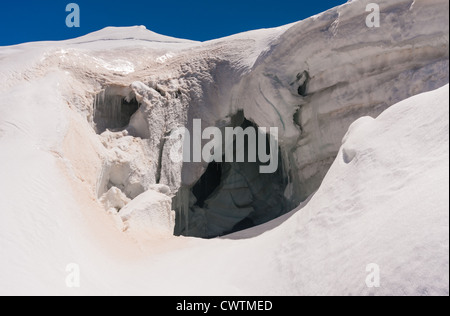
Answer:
[
  {"xmin": 119, "ymin": 189, "xmax": 175, "ymax": 239},
  {"xmin": 67, "ymin": 26, "xmax": 198, "ymax": 44}
]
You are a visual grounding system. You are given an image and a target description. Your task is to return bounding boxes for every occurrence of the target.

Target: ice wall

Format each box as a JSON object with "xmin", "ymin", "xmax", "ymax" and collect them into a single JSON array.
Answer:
[
  {"xmin": 48, "ymin": 0, "xmax": 449, "ymax": 238},
  {"xmin": 235, "ymin": 0, "xmax": 450, "ymax": 203},
  {"xmin": 172, "ymin": 0, "xmax": 449, "ymax": 234},
  {"xmin": 93, "ymin": 87, "xmax": 139, "ymax": 133}
]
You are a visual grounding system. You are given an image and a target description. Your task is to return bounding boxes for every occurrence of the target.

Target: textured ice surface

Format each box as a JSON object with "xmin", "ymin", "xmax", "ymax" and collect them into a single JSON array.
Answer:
[{"xmin": 0, "ymin": 0, "xmax": 448, "ymax": 295}]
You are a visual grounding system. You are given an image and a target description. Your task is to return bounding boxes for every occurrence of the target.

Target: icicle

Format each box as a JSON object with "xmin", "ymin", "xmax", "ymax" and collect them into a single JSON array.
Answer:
[{"xmin": 281, "ymin": 146, "xmax": 294, "ymax": 207}]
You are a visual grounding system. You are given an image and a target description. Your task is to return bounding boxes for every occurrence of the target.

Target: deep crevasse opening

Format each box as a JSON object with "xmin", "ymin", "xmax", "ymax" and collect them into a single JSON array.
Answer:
[
  {"xmin": 173, "ymin": 117, "xmax": 290, "ymax": 238},
  {"xmin": 91, "ymin": 86, "xmax": 298, "ymax": 240},
  {"xmin": 93, "ymin": 87, "xmax": 140, "ymax": 134}
]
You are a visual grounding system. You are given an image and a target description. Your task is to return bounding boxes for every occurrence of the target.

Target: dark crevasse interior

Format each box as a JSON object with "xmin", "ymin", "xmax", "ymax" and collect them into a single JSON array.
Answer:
[
  {"xmin": 192, "ymin": 162, "xmax": 223, "ymax": 208},
  {"xmin": 93, "ymin": 89, "xmax": 139, "ymax": 134},
  {"xmin": 174, "ymin": 117, "xmax": 289, "ymax": 239}
]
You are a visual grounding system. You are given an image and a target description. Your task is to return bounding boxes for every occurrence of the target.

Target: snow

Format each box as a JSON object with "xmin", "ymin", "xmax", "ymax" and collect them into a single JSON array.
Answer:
[
  {"xmin": 119, "ymin": 189, "xmax": 175, "ymax": 240},
  {"xmin": 100, "ymin": 187, "xmax": 131, "ymax": 213},
  {"xmin": 0, "ymin": 0, "xmax": 448, "ymax": 295},
  {"xmin": 68, "ymin": 26, "xmax": 197, "ymax": 45}
]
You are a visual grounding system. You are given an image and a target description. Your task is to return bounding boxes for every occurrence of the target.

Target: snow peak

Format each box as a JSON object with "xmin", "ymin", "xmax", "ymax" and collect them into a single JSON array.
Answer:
[{"xmin": 176, "ymin": 301, "xmax": 210, "ymax": 313}]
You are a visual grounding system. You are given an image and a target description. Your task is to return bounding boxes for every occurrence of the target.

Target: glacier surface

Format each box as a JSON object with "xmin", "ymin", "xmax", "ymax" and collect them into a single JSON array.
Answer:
[{"xmin": 0, "ymin": 0, "xmax": 448, "ymax": 295}]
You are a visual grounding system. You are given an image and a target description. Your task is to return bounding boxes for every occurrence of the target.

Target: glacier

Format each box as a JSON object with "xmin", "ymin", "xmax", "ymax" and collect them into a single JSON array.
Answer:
[{"xmin": 0, "ymin": 0, "xmax": 448, "ymax": 295}]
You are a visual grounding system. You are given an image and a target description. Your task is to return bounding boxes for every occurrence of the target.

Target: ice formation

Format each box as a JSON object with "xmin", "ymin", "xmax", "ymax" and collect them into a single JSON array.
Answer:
[
  {"xmin": 0, "ymin": 0, "xmax": 448, "ymax": 295},
  {"xmin": 58, "ymin": 0, "xmax": 448, "ymax": 238}
]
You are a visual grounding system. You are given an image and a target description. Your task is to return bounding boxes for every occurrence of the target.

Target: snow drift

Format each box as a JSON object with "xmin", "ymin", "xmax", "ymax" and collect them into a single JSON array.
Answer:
[{"xmin": 0, "ymin": 0, "xmax": 448, "ymax": 295}]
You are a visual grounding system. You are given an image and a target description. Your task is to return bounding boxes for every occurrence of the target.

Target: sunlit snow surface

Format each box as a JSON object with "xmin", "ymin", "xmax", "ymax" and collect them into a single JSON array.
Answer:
[{"xmin": 0, "ymin": 0, "xmax": 448, "ymax": 295}]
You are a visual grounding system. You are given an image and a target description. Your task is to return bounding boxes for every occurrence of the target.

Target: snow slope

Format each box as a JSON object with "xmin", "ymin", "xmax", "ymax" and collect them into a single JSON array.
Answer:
[
  {"xmin": 0, "ymin": 0, "xmax": 449, "ymax": 295},
  {"xmin": 1, "ymin": 82, "xmax": 447, "ymax": 295}
]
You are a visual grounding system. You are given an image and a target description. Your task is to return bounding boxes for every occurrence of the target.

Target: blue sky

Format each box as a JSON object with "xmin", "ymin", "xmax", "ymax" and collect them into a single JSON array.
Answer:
[{"xmin": 0, "ymin": 0, "xmax": 346, "ymax": 46}]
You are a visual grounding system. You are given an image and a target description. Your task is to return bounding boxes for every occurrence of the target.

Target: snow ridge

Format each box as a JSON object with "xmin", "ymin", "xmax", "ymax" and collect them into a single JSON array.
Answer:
[{"xmin": 0, "ymin": 0, "xmax": 448, "ymax": 295}]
